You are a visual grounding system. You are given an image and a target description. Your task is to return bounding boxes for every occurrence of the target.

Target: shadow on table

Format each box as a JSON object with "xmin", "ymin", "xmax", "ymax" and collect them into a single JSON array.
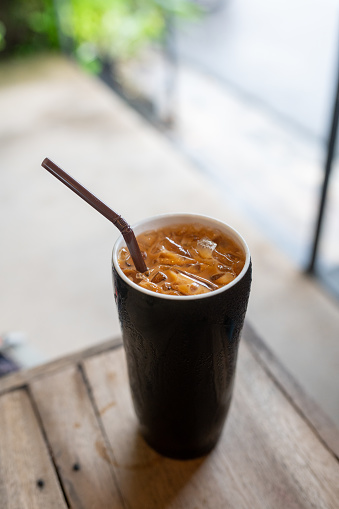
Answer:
[{"xmin": 111, "ymin": 428, "xmax": 207, "ymax": 508}]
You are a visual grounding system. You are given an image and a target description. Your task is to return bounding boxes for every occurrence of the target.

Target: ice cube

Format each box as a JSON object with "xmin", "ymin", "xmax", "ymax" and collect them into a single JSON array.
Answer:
[
  {"xmin": 136, "ymin": 272, "xmax": 147, "ymax": 280},
  {"xmin": 216, "ymin": 273, "xmax": 234, "ymax": 285},
  {"xmin": 163, "ymin": 237, "xmax": 190, "ymax": 257},
  {"xmin": 151, "ymin": 271, "xmax": 167, "ymax": 284},
  {"xmin": 196, "ymin": 238, "xmax": 217, "ymax": 259}
]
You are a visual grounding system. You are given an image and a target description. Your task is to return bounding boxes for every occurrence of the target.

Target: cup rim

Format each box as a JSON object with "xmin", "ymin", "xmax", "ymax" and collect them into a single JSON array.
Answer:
[{"xmin": 113, "ymin": 213, "xmax": 251, "ymax": 301}]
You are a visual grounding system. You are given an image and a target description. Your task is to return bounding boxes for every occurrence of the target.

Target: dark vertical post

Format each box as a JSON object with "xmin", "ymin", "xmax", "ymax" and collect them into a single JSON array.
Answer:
[{"xmin": 306, "ymin": 46, "xmax": 339, "ymax": 274}]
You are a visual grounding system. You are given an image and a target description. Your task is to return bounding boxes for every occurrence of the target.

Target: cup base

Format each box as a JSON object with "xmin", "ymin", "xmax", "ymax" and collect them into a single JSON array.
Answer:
[{"xmin": 142, "ymin": 432, "xmax": 220, "ymax": 460}]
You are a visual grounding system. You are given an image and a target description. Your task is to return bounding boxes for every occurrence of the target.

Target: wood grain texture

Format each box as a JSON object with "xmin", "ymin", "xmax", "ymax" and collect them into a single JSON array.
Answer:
[
  {"xmin": 243, "ymin": 321, "xmax": 339, "ymax": 460},
  {"xmin": 84, "ymin": 342, "xmax": 339, "ymax": 509},
  {"xmin": 232, "ymin": 340, "xmax": 339, "ymax": 509},
  {"xmin": 1, "ymin": 321, "xmax": 337, "ymax": 467},
  {"xmin": 30, "ymin": 364, "xmax": 125, "ymax": 509},
  {"xmin": 1, "ymin": 325, "xmax": 338, "ymax": 509},
  {"xmin": 0, "ymin": 389, "xmax": 67, "ymax": 509}
]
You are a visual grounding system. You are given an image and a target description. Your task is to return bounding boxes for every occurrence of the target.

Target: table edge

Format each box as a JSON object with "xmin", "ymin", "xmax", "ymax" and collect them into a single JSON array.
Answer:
[{"xmin": 0, "ymin": 336, "xmax": 123, "ymax": 395}]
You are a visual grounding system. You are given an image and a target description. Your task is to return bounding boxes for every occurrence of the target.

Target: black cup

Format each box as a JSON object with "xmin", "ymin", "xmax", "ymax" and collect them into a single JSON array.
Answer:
[{"xmin": 112, "ymin": 213, "xmax": 251, "ymax": 459}]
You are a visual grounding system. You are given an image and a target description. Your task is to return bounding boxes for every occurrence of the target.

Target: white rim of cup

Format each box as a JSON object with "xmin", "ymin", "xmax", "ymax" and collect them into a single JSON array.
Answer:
[{"xmin": 113, "ymin": 213, "xmax": 251, "ymax": 301}]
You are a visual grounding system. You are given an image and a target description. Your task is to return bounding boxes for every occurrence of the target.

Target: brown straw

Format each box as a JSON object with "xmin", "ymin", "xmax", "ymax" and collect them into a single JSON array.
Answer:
[{"xmin": 41, "ymin": 158, "xmax": 148, "ymax": 273}]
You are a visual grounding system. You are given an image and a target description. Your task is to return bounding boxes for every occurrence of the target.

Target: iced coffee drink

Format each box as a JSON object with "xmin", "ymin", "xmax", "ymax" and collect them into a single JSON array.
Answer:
[{"xmin": 118, "ymin": 223, "xmax": 245, "ymax": 296}]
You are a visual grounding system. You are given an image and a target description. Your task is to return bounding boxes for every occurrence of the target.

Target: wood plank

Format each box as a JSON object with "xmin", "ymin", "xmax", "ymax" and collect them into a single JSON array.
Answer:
[
  {"xmin": 231, "ymin": 340, "xmax": 339, "ymax": 509},
  {"xmin": 0, "ymin": 389, "xmax": 67, "ymax": 509},
  {"xmin": 0, "ymin": 336, "xmax": 122, "ymax": 395},
  {"xmin": 30, "ymin": 364, "xmax": 125, "ymax": 509},
  {"xmin": 242, "ymin": 321, "xmax": 339, "ymax": 459},
  {"xmin": 84, "ymin": 340, "xmax": 339, "ymax": 509}
]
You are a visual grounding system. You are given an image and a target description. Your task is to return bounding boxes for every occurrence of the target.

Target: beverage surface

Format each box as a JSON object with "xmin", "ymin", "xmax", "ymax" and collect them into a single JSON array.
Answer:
[{"xmin": 118, "ymin": 223, "xmax": 245, "ymax": 296}]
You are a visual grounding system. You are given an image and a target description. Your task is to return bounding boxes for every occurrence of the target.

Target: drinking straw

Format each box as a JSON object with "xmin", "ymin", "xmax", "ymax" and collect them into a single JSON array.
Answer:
[{"xmin": 41, "ymin": 158, "xmax": 148, "ymax": 273}]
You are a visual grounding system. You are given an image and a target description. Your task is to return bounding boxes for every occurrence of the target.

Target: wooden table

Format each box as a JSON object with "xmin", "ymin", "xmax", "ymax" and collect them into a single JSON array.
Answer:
[{"xmin": 0, "ymin": 323, "xmax": 338, "ymax": 509}]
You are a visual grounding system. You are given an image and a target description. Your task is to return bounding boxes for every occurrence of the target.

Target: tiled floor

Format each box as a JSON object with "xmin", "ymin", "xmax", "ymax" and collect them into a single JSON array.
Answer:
[{"xmin": 0, "ymin": 55, "xmax": 338, "ymax": 427}]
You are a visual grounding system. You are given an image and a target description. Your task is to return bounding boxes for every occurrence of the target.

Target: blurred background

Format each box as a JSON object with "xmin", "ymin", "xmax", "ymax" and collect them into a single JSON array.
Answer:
[{"xmin": 0, "ymin": 0, "xmax": 338, "ymax": 425}]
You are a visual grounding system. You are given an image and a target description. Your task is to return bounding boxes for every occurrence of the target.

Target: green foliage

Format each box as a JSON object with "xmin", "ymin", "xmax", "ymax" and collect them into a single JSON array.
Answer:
[
  {"xmin": 0, "ymin": 0, "xmax": 199, "ymax": 69},
  {"xmin": 69, "ymin": 0, "xmax": 165, "ymax": 71},
  {"xmin": 0, "ymin": 21, "xmax": 6, "ymax": 52},
  {"xmin": 0, "ymin": 0, "xmax": 199, "ymax": 73},
  {"xmin": 0, "ymin": 0, "xmax": 59, "ymax": 57},
  {"xmin": 68, "ymin": 0, "xmax": 199, "ymax": 71}
]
